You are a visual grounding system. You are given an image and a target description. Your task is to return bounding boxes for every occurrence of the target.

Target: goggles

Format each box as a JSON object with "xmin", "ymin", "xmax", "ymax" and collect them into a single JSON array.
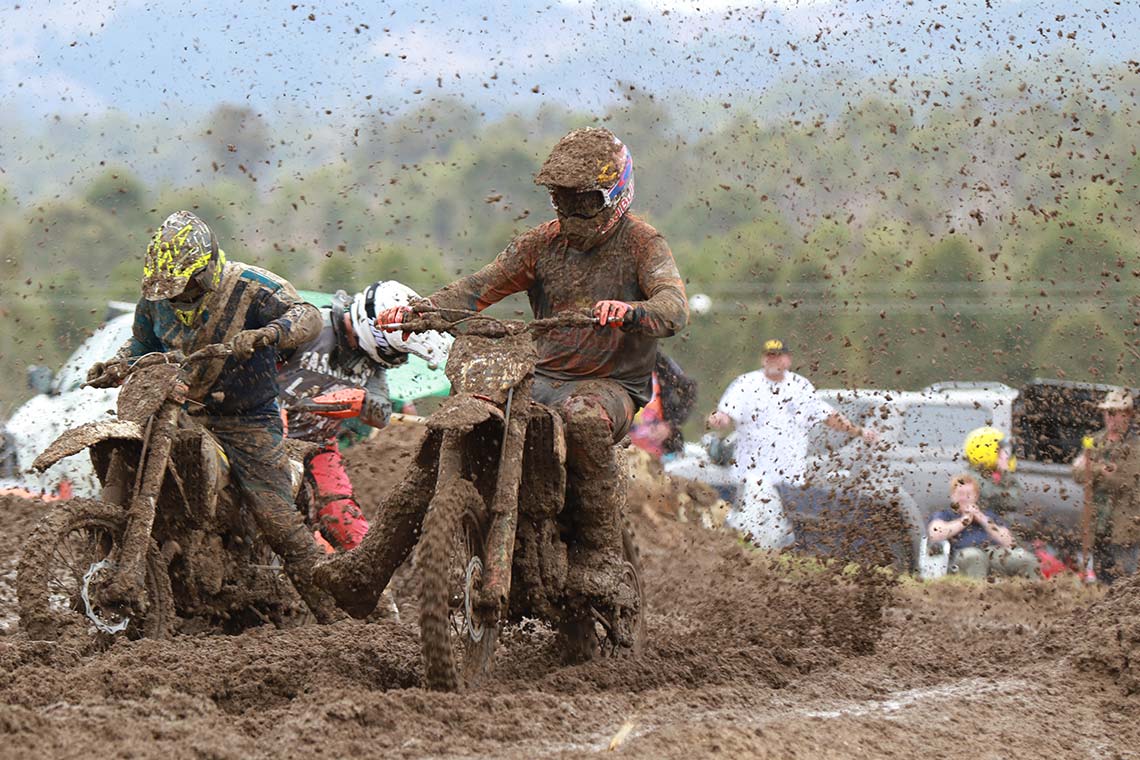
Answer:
[{"xmin": 549, "ymin": 187, "xmax": 608, "ymax": 219}]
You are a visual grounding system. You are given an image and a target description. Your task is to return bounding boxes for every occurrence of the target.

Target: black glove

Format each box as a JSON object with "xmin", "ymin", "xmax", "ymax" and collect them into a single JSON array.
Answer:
[
  {"xmin": 232, "ymin": 326, "xmax": 280, "ymax": 359},
  {"xmin": 85, "ymin": 360, "xmax": 126, "ymax": 388}
]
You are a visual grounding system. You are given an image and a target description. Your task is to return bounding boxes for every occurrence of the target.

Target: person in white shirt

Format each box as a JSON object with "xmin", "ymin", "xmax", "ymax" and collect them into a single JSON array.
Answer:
[{"xmin": 706, "ymin": 338, "xmax": 878, "ymax": 549}]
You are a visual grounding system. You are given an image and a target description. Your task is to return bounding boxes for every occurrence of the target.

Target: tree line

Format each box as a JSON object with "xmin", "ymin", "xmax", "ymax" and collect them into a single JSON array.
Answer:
[{"xmin": 2, "ymin": 64, "xmax": 1138, "ymax": 423}]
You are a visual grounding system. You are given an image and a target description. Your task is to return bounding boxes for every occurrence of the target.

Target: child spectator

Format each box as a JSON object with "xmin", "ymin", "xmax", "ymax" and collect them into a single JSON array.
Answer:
[{"xmin": 927, "ymin": 473, "xmax": 1038, "ymax": 579}]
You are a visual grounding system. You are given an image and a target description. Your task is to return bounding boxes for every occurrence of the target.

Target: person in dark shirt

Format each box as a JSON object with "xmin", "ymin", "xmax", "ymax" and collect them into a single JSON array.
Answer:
[
  {"xmin": 927, "ymin": 473, "xmax": 1038, "ymax": 579},
  {"xmin": 87, "ymin": 210, "xmax": 337, "ymax": 620}
]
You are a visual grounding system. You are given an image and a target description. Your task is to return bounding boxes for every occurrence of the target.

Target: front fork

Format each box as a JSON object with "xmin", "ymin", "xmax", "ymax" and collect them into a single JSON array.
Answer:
[
  {"xmin": 443, "ymin": 386, "xmax": 530, "ymax": 620},
  {"xmin": 103, "ymin": 402, "xmax": 179, "ymax": 606}
]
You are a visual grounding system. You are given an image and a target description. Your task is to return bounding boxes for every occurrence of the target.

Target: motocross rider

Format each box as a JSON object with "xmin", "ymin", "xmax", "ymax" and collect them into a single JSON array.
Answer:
[
  {"xmin": 317, "ymin": 127, "xmax": 688, "ymax": 613},
  {"xmin": 87, "ymin": 210, "xmax": 338, "ymax": 621},
  {"xmin": 277, "ymin": 281, "xmax": 450, "ymax": 551}
]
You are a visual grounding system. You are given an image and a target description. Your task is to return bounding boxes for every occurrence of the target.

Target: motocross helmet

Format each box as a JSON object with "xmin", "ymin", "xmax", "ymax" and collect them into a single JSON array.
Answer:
[
  {"xmin": 964, "ymin": 426, "xmax": 1015, "ymax": 472},
  {"xmin": 142, "ymin": 211, "xmax": 224, "ymax": 302},
  {"xmin": 534, "ymin": 127, "xmax": 634, "ymax": 250},
  {"xmin": 349, "ymin": 281, "xmax": 452, "ymax": 369}
]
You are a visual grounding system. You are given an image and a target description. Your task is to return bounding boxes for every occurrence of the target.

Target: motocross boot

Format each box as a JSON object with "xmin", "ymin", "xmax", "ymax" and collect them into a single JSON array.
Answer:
[
  {"xmin": 564, "ymin": 410, "xmax": 628, "ymax": 598},
  {"xmin": 314, "ymin": 431, "xmax": 441, "ymax": 618},
  {"xmin": 251, "ymin": 493, "xmax": 343, "ymax": 623}
]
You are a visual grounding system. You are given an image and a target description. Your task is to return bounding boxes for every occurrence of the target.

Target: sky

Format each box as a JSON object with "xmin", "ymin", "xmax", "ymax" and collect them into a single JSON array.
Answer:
[{"xmin": 2, "ymin": 0, "xmax": 1137, "ymax": 125}]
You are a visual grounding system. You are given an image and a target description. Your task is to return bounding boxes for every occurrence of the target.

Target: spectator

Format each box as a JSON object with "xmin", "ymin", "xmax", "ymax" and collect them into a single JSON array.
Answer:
[
  {"xmin": 706, "ymin": 338, "xmax": 877, "ymax": 549},
  {"xmin": 928, "ymin": 473, "xmax": 1038, "ymax": 579},
  {"xmin": 630, "ymin": 351, "xmax": 697, "ymax": 460},
  {"xmin": 1072, "ymin": 389, "xmax": 1140, "ymax": 583},
  {"xmin": 963, "ymin": 426, "xmax": 1022, "ymax": 516}
]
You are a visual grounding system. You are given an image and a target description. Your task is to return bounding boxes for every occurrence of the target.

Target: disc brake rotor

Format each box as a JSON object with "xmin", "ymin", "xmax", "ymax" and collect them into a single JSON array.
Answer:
[
  {"xmin": 80, "ymin": 559, "xmax": 130, "ymax": 635},
  {"xmin": 464, "ymin": 555, "xmax": 485, "ymax": 642}
]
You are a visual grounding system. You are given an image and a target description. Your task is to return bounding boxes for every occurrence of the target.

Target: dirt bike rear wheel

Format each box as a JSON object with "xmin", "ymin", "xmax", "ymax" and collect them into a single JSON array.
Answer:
[
  {"xmin": 417, "ymin": 477, "xmax": 497, "ymax": 691},
  {"xmin": 559, "ymin": 521, "xmax": 646, "ymax": 663},
  {"xmin": 17, "ymin": 499, "xmax": 174, "ymax": 644}
]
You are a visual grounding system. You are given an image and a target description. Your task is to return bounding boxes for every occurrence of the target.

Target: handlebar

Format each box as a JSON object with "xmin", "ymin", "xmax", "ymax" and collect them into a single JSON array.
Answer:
[
  {"xmin": 85, "ymin": 343, "xmax": 234, "ymax": 388},
  {"xmin": 388, "ymin": 307, "xmax": 602, "ymax": 338}
]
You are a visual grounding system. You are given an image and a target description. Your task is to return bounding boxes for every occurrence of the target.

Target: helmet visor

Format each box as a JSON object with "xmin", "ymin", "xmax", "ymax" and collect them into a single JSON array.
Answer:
[{"xmin": 549, "ymin": 187, "xmax": 607, "ymax": 219}]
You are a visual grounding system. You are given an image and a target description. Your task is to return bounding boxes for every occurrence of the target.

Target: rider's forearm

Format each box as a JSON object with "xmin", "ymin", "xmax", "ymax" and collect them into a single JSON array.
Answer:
[
  {"xmin": 269, "ymin": 302, "xmax": 322, "ymax": 350},
  {"xmin": 628, "ymin": 240, "xmax": 688, "ymax": 336},
  {"xmin": 628, "ymin": 285, "xmax": 689, "ymax": 336},
  {"xmin": 120, "ymin": 301, "xmax": 162, "ymax": 360}
]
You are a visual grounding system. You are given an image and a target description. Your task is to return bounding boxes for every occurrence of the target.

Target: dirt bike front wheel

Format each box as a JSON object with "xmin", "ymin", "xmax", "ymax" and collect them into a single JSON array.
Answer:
[
  {"xmin": 416, "ymin": 477, "xmax": 497, "ymax": 691},
  {"xmin": 16, "ymin": 498, "xmax": 173, "ymax": 644}
]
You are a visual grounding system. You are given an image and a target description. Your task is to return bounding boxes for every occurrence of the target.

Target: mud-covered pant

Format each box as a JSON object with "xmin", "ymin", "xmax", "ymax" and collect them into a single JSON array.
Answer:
[
  {"xmin": 205, "ymin": 403, "xmax": 331, "ymax": 615},
  {"xmin": 533, "ymin": 376, "xmax": 634, "ymax": 567},
  {"xmin": 307, "ymin": 440, "xmax": 371, "ymax": 551},
  {"xmin": 950, "ymin": 547, "xmax": 1039, "ymax": 579}
]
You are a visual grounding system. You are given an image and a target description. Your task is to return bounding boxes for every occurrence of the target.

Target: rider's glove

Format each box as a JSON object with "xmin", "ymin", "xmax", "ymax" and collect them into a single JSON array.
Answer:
[
  {"xmin": 593, "ymin": 300, "xmax": 635, "ymax": 329},
  {"xmin": 232, "ymin": 326, "xmax": 280, "ymax": 360},
  {"xmin": 376, "ymin": 305, "xmax": 411, "ymax": 331},
  {"xmin": 85, "ymin": 360, "xmax": 127, "ymax": 389}
]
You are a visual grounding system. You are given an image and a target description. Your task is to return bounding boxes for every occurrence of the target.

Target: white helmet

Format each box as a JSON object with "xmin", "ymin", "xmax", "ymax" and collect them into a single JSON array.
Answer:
[{"xmin": 349, "ymin": 281, "xmax": 452, "ymax": 368}]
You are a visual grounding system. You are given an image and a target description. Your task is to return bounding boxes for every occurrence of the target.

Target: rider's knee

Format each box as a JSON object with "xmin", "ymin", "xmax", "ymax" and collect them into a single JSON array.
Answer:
[{"xmin": 560, "ymin": 395, "xmax": 614, "ymax": 440}]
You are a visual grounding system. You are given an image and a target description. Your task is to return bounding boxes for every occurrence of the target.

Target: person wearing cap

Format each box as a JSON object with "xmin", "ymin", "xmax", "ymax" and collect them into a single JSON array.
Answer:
[
  {"xmin": 963, "ymin": 426, "xmax": 1022, "ymax": 516},
  {"xmin": 1071, "ymin": 388, "xmax": 1140, "ymax": 582},
  {"xmin": 706, "ymin": 338, "xmax": 878, "ymax": 549}
]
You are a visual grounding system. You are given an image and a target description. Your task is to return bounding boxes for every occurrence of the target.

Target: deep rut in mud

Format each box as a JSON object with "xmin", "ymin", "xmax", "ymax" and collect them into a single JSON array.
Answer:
[{"xmin": 1, "ymin": 427, "xmax": 1138, "ymax": 759}]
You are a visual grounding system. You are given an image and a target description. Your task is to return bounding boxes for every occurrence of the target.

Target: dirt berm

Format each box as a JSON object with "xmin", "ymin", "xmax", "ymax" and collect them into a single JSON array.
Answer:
[{"xmin": 0, "ymin": 426, "xmax": 1136, "ymax": 758}]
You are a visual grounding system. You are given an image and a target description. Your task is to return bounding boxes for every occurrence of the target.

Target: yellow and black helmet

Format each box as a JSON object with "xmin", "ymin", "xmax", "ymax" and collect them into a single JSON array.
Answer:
[
  {"xmin": 964, "ymin": 426, "xmax": 1015, "ymax": 472},
  {"xmin": 142, "ymin": 210, "xmax": 221, "ymax": 301}
]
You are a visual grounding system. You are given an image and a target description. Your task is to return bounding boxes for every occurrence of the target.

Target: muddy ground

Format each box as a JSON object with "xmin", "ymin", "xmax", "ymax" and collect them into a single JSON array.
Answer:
[{"xmin": 1, "ymin": 425, "xmax": 1138, "ymax": 759}]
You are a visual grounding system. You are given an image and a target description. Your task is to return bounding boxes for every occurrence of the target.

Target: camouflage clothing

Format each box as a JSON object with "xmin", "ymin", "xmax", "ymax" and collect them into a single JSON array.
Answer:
[
  {"xmin": 121, "ymin": 260, "xmax": 322, "ymax": 416},
  {"xmin": 117, "ymin": 259, "xmax": 334, "ymax": 618},
  {"xmin": 427, "ymin": 214, "xmax": 688, "ymax": 407},
  {"xmin": 1074, "ymin": 430, "xmax": 1140, "ymax": 546}
]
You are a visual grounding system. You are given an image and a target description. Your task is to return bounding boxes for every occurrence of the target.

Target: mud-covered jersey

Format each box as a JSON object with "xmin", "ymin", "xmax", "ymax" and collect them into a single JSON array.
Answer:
[
  {"xmin": 122, "ymin": 260, "xmax": 321, "ymax": 416},
  {"xmin": 277, "ymin": 310, "xmax": 392, "ymax": 443},
  {"xmin": 427, "ymin": 214, "xmax": 688, "ymax": 406}
]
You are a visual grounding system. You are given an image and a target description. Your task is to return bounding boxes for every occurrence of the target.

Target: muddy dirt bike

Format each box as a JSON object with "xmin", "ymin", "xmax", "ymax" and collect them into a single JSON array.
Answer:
[
  {"xmin": 394, "ymin": 307, "xmax": 646, "ymax": 691},
  {"xmin": 17, "ymin": 343, "xmax": 318, "ymax": 643}
]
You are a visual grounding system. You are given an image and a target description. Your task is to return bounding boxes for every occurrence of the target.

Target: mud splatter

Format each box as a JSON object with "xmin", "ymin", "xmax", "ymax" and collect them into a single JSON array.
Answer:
[{"xmin": 0, "ymin": 436, "xmax": 1136, "ymax": 758}]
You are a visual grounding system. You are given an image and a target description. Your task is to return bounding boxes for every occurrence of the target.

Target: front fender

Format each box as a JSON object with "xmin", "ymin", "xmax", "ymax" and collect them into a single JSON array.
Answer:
[
  {"xmin": 426, "ymin": 395, "xmax": 504, "ymax": 433},
  {"xmin": 33, "ymin": 420, "xmax": 145, "ymax": 472}
]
